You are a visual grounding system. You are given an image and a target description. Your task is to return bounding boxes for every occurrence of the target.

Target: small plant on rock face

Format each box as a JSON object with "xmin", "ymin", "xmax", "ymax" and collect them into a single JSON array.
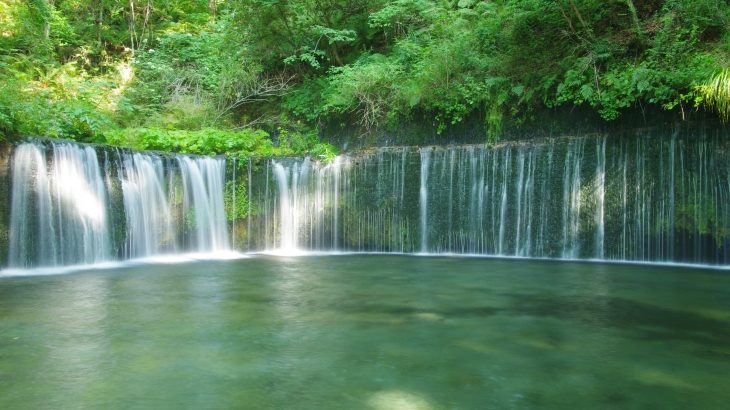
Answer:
[
  {"xmin": 696, "ymin": 69, "xmax": 730, "ymax": 122},
  {"xmin": 224, "ymin": 179, "xmax": 250, "ymax": 222}
]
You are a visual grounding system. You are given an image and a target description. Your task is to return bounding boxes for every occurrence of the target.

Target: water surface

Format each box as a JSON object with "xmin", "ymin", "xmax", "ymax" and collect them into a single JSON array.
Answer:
[{"xmin": 1, "ymin": 256, "xmax": 729, "ymax": 409}]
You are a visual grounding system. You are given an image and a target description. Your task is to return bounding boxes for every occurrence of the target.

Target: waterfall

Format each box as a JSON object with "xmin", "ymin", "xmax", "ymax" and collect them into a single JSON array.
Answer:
[
  {"xmin": 5, "ymin": 140, "xmax": 230, "ymax": 269},
  {"xmin": 562, "ymin": 138, "xmax": 584, "ymax": 259},
  {"xmin": 269, "ymin": 157, "xmax": 346, "ymax": 253},
  {"xmin": 419, "ymin": 148, "xmax": 431, "ymax": 252},
  {"xmin": 498, "ymin": 148, "xmax": 510, "ymax": 255},
  {"xmin": 8, "ymin": 142, "xmax": 111, "ymax": 268},
  {"xmin": 272, "ymin": 161, "xmax": 298, "ymax": 251},
  {"xmin": 4, "ymin": 127, "xmax": 730, "ymax": 269},
  {"xmin": 231, "ymin": 157, "xmax": 237, "ymax": 248},
  {"xmin": 247, "ymin": 157, "xmax": 253, "ymax": 250},
  {"xmin": 120, "ymin": 153, "xmax": 176, "ymax": 257},
  {"xmin": 177, "ymin": 156, "xmax": 229, "ymax": 252},
  {"xmin": 8, "ymin": 144, "xmax": 56, "ymax": 267},
  {"xmin": 332, "ymin": 156, "xmax": 341, "ymax": 249},
  {"xmin": 595, "ymin": 137, "xmax": 606, "ymax": 259},
  {"xmin": 256, "ymin": 129, "xmax": 730, "ymax": 265}
]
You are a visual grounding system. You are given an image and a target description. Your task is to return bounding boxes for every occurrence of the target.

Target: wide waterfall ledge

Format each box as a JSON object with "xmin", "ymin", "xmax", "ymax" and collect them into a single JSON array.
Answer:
[
  {"xmin": 3, "ymin": 139, "xmax": 235, "ymax": 272},
  {"xmin": 2, "ymin": 126, "xmax": 730, "ymax": 272}
]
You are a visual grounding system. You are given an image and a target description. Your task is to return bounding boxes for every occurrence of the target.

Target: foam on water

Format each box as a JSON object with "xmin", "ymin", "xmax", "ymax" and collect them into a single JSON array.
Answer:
[{"xmin": 0, "ymin": 251, "xmax": 249, "ymax": 277}]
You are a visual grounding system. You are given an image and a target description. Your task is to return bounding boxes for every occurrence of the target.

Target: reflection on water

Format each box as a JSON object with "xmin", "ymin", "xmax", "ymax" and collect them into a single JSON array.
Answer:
[
  {"xmin": 45, "ymin": 276, "xmax": 109, "ymax": 400},
  {"xmin": 369, "ymin": 390, "xmax": 434, "ymax": 410},
  {"xmin": 0, "ymin": 256, "xmax": 729, "ymax": 409}
]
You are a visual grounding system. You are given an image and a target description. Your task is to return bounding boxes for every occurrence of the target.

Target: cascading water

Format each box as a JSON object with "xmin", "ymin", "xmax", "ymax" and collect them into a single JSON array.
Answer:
[
  {"xmin": 3, "ymin": 126, "xmax": 730, "ymax": 269},
  {"xmin": 419, "ymin": 148, "xmax": 431, "ymax": 253},
  {"xmin": 594, "ymin": 137, "xmax": 606, "ymax": 259},
  {"xmin": 8, "ymin": 142, "xmax": 111, "ymax": 268},
  {"xmin": 562, "ymin": 137, "xmax": 585, "ymax": 259},
  {"xmin": 498, "ymin": 148, "xmax": 511, "ymax": 254},
  {"xmin": 272, "ymin": 161, "xmax": 299, "ymax": 251},
  {"xmin": 120, "ymin": 152, "xmax": 176, "ymax": 258},
  {"xmin": 4, "ymin": 140, "xmax": 230, "ymax": 269},
  {"xmin": 268, "ymin": 157, "xmax": 345, "ymax": 253},
  {"xmin": 251, "ymin": 128, "xmax": 730, "ymax": 265},
  {"xmin": 177, "ymin": 156, "xmax": 229, "ymax": 252}
]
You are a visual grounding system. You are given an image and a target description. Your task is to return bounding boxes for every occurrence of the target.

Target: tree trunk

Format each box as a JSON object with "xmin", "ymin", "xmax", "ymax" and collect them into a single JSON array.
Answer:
[
  {"xmin": 43, "ymin": 0, "xmax": 55, "ymax": 40},
  {"xmin": 129, "ymin": 0, "xmax": 137, "ymax": 53},
  {"xmin": 142, "ymin": 0, "xmax": 153, "ymax": 48},
  {"xmin": 96, "ymin": 0, "xmax": 103, "ymax": 48},
  {"xmin": 568, "ymin": 0, "xmax": 595, "ymax": 41},
  {"xmin": 624, "ymin": 0, "xmax": 646, "ymax": 46}
]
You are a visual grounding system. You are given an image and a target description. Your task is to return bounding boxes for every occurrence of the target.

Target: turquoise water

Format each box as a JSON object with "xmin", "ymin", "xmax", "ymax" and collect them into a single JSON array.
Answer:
[{"xmin": 1, "ymin": 256, "xmax": 729, "ymax": 409}]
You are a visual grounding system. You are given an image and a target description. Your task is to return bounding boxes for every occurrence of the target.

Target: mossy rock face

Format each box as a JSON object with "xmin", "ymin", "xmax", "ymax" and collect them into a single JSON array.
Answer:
[{"xmin": 0, "ymin": 142, "xmax": 11, "ymax": 267}]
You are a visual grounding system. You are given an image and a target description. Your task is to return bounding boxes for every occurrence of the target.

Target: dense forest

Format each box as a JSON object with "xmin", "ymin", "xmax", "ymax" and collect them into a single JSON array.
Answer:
[{"xmin": 0, "ymin": 0, "xmax": 728, "ymax": 155}]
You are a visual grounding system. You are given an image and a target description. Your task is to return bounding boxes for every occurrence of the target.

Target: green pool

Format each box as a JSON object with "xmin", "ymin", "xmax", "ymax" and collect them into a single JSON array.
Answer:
[{"xmin": 1, "ymin": 255, "xmax": 729, "ymax": 409}]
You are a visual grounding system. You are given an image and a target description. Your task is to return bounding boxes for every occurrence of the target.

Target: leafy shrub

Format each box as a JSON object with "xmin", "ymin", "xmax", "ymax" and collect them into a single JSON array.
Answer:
[
  {"xmin": 103, "ymin": 127, "xmax": 337, "ymax": 159},
  {"xmin": 697, "ymin": 69, "xmax": 730, "ymax": 122}
]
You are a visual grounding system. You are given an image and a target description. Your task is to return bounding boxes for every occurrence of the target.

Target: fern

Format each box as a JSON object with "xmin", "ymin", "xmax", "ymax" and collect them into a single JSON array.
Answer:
[{"xmin": 698, "ymin": 70, "xmax": 730, "ymax": 122}]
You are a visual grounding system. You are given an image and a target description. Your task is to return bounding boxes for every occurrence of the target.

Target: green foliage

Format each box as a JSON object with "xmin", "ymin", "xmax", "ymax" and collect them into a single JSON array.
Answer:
[
  {"xmin": 697, "ymin": 69, "xmax": 730, "ymax": 122},
  {"xmin": 322, "ymin": 54, "xmax": 405, "ymax": 128},
  {"xmin": 275, "ymin": 0, "xmax": 730, "ymax": 137},
  {"xmin": 231, "ymin": 0, "xmax": 380, "ymax": 71},
  {"xmin": 1, "ymin": 0, "xmax": 729, "ymax": 147},
  {"xmin": 104, "ymin": 128, "xmax": 267, "ymax": 155},
  {"xmin": 0, "ymin": 71, "xmax": 115, "ymax": 142},
  {"xmin": 125, "ymin": 26, "xmax": 229, "ymax": 125},
  {"xmin": 0, "ymin": 1, "xmax": 339, "ymax": 157},
  {"xmin": 104, "ymin": 127, "xmax": 337, "ymax": 159},
  {"xmin": 549, "ymin": 0, "xmax": 726, "ymax": 120},
  {"xmin": 282, "ymin": 78, "xmax": 329, "ymax": 122},
  {"xmin": 224, "ymin": 180, "xmax": 250, "ymax": 222}
]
